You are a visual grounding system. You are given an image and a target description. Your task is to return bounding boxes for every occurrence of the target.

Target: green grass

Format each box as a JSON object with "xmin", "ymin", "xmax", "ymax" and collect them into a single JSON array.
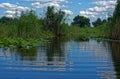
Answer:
[{"xmin": 64, "ymin": 23, "xmax": 111, "ymax": 41}]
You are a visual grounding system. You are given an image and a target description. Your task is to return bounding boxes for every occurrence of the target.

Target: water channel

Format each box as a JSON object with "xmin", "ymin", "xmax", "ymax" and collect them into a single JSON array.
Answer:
[{"xmin": 0, "ymin": 38, "xmax": 120, "ymax": 79}]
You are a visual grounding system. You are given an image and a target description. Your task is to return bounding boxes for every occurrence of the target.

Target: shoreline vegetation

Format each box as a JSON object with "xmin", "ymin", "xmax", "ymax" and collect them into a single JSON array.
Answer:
[{"xmin": 0, "ymin": 0, "xmax": 120, "ymax": 48}]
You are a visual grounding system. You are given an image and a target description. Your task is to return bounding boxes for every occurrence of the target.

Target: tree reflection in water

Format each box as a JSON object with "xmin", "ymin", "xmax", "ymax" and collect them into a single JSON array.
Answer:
[
  {"xmin": 111, "ymin": 41, "xmax": 120, "ymax": 79},
  {"xmin": 1, "ymin": 39, "xmax": 120, "ymax": 78},
  {"xmin": 45, "ymin": 37, "xmax": 65, "ymax": 62},
  {"xmin": 12, "ymin": 37, "xmax": 65, "ymax": 62},
  {"xmin": 13, "ymin": 37, "xmax": 66, "ymax": 71},
  {"xmin": 17, "ymin": 47, "xmax": 37, "ymax": 61}
]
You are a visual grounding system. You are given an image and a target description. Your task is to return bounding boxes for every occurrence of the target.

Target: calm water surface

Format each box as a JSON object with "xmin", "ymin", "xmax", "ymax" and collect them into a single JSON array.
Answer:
[{"xmin": 0, "ymin": 38, "xmax": 120, "ymax": 79}]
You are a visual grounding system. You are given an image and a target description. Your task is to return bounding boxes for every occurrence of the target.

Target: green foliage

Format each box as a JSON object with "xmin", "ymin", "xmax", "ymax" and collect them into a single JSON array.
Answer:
[
  {"xmin": 44, "ymin": 6, "xmax": 66, "ymax": 36},
  {"xmin": 0, "ymin": 10, "xmax": 54, "ymax": 39},
  {"xmin": 71, "ymin": 15, "xmax": 90, "ymax": 27},
  {"xmin": 17, "ymin": 11, "xmax": 40, "ymax": 38},
  {"xmin": 0, "ymin": 10, "xmax": 54, "ymax": 48},
  {"xmin": 111, "ymin": 0, "xmax": 120, "ymax": 40},
  {"xmin": 0, "ymin": 37, "xmax": 49, "ymax": 48},
  {"xmin": 61, "ymin": 23, "xmax": 70, "ymax": 35},
  {"xmin": 113, "ymin": 0, "xmax": 120, "ymax": 20},
  {"xmin": 66, "ymin": 21, "xmax": 111, "ymax": 41},
  {"xmin": 92, "ymin": 18, "xmax": 102, "ymax": 27},
  {"xmin": 92, "ymin": 18, "xmax": 107, "ymax": 27},
  {"xmin": 0, "ymin": 16, "xmax": 13, "ymax": 24}
]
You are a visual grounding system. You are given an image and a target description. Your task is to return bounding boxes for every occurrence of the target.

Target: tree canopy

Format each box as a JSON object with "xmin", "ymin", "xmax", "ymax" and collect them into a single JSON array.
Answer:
[
  {"xmin": 0, "ymin": 16, "xmax": 13, "ymax": 24},
  {"xmin": 92, "ymin": 18, "xmax": 102, "ymax": 27},
  {"xmin": 44, "ymin": 6, "xmax": 66, "ymax": 36},
  {"xmin": 92, "ymin": 18, "xmax": 108, "ymax": 27},
  {"xmin": 71, "ymin": 15, "xmax": 90, "ymax": 27}
]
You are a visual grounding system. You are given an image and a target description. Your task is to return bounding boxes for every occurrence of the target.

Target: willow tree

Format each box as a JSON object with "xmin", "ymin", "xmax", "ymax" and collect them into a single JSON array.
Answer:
[
  {"xmin": 44, "ymin": 6, "xmax": 65, "ymax": 36},
  {"xmin": 111, "ymin": 0, "xmax": 120, "ymax": 40}
]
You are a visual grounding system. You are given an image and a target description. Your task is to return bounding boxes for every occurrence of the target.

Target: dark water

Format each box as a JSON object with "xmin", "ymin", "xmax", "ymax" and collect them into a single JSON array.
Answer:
[{"xmin": 0, "ymin": 38, "xmax": 120, "ymax": 79}]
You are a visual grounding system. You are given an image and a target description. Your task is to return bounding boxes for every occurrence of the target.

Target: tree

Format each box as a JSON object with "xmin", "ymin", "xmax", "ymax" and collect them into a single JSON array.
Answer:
[
  {"xmin": 102, "ymin": 19, "xmax": 107, "ymax": 24},
  {"xmin": 71, "ymin": 15, "xmax": 90, "ymax": 27},
  {"xmin": 107, "ymin": 16, "xmax": 113, "ymax": 22},
  {"xmin": 111, "ymin": 0, "xmax": 120, "ymax": 40},
  {"xmin": 0, "ymin": 16, "xmax": 13, "ymax": 24},
  {"xmin": 92, "ymin": 18, "xmax": 103, "ymax": 27},
  {"xmin": 44, "ymin": 6, "xmax": 66, "ymax": 36},
  {"xmin": 17, "ymin": 10, "xmax": 39, "ymax": 38}
]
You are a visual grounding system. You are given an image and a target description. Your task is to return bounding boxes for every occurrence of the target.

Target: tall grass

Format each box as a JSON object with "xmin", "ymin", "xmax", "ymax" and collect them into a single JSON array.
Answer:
[
  {"xmin": 65, "ymin": 22, "xmax": 111, "ymax": 41},
  {"xmin": 0, "ymin": 10, "xmax": 54, "ymax": 39},
  {"xmin": 0, "ymin": 10, "xmax": 54, "ymax": 48}
]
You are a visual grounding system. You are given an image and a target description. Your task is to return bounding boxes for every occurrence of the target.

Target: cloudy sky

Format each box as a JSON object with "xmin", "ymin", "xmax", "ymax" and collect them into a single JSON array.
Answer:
[{"xmin": 0, "ymin": 0, "xmax": 117, "ymax": 22}]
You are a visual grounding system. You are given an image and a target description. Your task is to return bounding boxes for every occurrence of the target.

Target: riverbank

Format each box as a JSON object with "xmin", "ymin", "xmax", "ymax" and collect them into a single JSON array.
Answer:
[
  {"xmin": 0, "ymin": 25, "xmax": 111, "ymax": 49},
  {"xmin": 0, "ymin": 24, "xmax": 112, "ymax": 49},
  {"xmin": 64, "ymin": 24, "xmax": 111, "ymax": 41}
]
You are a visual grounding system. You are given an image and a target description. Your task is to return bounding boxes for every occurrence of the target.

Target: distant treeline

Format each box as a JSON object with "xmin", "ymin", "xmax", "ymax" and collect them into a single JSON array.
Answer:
[{"xmin": 0, "ymin": 0, "xmax": 119, "ymax": 40}]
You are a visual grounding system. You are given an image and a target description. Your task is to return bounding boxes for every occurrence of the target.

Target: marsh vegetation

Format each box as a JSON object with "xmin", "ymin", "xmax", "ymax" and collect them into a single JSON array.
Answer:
[{"xmin": 0, "ymin": 0, "xmax": 120, "ymax": 48}]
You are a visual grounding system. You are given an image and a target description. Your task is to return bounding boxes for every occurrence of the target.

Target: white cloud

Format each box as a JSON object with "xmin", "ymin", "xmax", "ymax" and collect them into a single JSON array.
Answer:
[
  {"xmin": 5, "ymin": 10, "xmax": 22, "ymax": 18},
  {"xmin": 5, "ymin": 14, "xmax": 14, "ymax": 18},
  {"xmin": 5, "ymin": 10, "xmax": 16, "ymax": 15},
  {"xmin": 32, "ymin": 2, "xmax": 61, "ymax": 8},
  {"xmin": 23, "ymin": 0, "xmax": 67, "ymax": 3},
  {"xmin": 0, "ymin": 0, "xmax": 69, "ymax": 18},
  {"xmin": 79, "ymin": 0, "xmax": 117, "ymax": 19},
  {"xmin": 17, "ymin": 6, "xmax": 30, "ymax": 11},
  {"xmin": 62, "ymin": 9, "xmax": 73, "ymax": 15},
  {"xmin": 92, "ymin": 0, "xmax": 116, "ymax": 11},
  {"xmin": 31, "ymin": 0, "xmax": 68, "ymax": 9},
  {"xmin": 0, "ymin": 3, "xmax": 17, "ymax": 9},
  {"xmin": 0, "ymin": 3, "xmax": 31, "ymax": 17},
  {"xmin": 80, "ymin": 10, "xmax": 97, "ymax": 18},
  {"xmin": 80, "ymin": 11, "xmax": 97, "ymax": 15},
  {"xmin": 92, "ymin": 0, "xmax": 116, "ymax": 6},
  {"xmin": 0, "ymin": 3, "xmax": 31, "ymax": 11},
  {"xmin": 5, "ymin": 10, "xmax": 21, "ymax": 15},
  {"xmin": 44, "ymin": 2, "xmax": 60, "ymax": 8},
  {"xmin": 88, "ymin": 6, "xmax": 107, "ymax": 12},
  {"xmin": 31, "ymin": 2, "xmax": 43, "ymax": 8}
]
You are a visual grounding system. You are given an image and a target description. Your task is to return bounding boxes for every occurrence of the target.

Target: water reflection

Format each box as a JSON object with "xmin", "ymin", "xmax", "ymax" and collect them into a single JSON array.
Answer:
[
  {"xmin": 45, "ymin": 37, "xmax": 65, "ymax": 62},
  {"xmin": 111, "ymin": 42, "xmax": 120, "ymax": 79},
  {"xmin": 0, "ymin": 38, "xmax": 120, "ymax": 79},
  {"xmin": 17, "ymin": 47, "xmax": 37, "ymax": 61},
  {"xmin": 15, "ymin": 37, "xmax": 67, "ymax": 71},
  {"xmin": 0, "ymin": 37, "xmax": 68, "ymax": 71}
]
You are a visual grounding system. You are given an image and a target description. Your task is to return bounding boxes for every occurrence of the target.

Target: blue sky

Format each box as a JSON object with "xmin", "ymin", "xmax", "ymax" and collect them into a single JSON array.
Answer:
[{"xmin": 0, "ymin": 0, "xmax": 117, "ymax": 22}]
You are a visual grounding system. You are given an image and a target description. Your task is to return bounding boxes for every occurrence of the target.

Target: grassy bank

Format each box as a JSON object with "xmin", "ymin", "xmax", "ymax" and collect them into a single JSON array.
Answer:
[
  {"xmin": 0, "ymin": 23, "xmax": 111, "ymax": 48},
  {"xmin": 63, "ymin": 22, "xmax": 111, "ymax": 41}
]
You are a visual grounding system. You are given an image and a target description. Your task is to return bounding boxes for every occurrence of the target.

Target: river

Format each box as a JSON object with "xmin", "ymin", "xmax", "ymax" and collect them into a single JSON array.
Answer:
[{"xmin": 0, "ymin": 38, "xmax": 120, "ymax": 79}]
